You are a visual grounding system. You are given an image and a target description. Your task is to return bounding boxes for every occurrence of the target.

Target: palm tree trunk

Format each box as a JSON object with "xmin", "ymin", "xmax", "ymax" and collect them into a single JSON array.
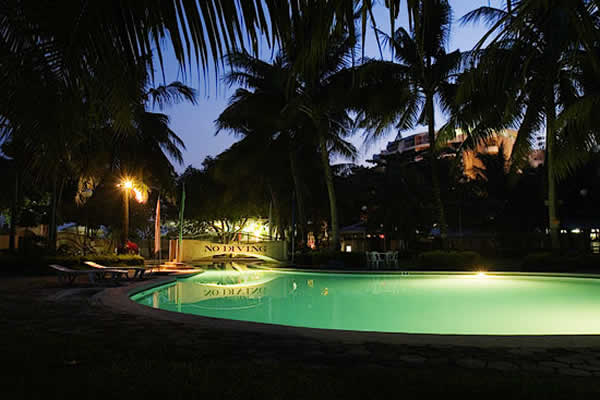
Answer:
[
  {"xmin": 268, "ymin": 198, "xmax": 273, "ymax": 240},
  {"xmin": 9, "ymin": 171, "xmax": 19, "ymax": 253},
  {"xmin": 268, "ymin": 186, "xmax": 280, "ymax": 240},
  {"xmin": 121, "ymin": 188, "xmax": 129, "ymax": 248},
  {"xmin": 48, "ymin": 174, "xmax": 58, "ymax": 254},
  {"xmin": 318, "ymin": 134, "xmax": 339, "ymax": 251},
  {"xmin": 289, "ymin": 148, "xmax": 307, "ymax": 245},
  {"xmin": 426, "ymin": 95, "xmax": 448, "ymax": 249},
  {"xmin": 546, "ymin": 90, "xmax": 560, "ymax": 252}
]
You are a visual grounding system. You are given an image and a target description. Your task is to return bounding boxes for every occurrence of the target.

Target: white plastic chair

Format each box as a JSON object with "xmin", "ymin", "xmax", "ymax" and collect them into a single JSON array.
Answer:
[
  {"xmin": 385, "ymin": 251, "xmax": 399, "ymax": 269},
  {"xmin": 372, "ymin": 252, "xmax": 385, "ymax": 270}
]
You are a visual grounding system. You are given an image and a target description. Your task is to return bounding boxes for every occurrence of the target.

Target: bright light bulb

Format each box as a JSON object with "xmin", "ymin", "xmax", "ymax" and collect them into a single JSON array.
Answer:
[
  {"xmin": 133, "ymin": 188, "xmax": 144, "ymax": 203},
  {"xmin": 123, "ymin": 180, "xmax": 133, "ymax": 189}
]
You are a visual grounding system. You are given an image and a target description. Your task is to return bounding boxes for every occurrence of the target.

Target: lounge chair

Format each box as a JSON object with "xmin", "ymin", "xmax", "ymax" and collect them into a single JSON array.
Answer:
[
  {"xmin": 48, "ymin": 264, "xmax": 128, "ymax": 285},
  {"xmin": 84, "ymin": 261, "xmax": 155, "ymax": 280}
]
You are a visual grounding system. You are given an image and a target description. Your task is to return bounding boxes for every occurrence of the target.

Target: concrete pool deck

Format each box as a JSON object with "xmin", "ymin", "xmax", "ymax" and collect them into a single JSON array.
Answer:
[
  {"xmin": 3, "ymin": 274, "xmax": 600, "ymax": 382},
  {"xmin": 97, "ymin": 271, "xmax": 600, "ymax": 351},
  {"xmin": 6, "ymin": 275, "xmax": 600, "ymax": 398}
]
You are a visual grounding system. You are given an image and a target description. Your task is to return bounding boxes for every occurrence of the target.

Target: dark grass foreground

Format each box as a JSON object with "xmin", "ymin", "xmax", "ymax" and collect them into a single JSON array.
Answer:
[{"xmin": 2, "ymin": 277, "xmax": 600, "ymax": 399}]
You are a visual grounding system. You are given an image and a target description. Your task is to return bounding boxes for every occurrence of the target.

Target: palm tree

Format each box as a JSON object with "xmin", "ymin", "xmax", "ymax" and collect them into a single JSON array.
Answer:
[
  {"xmin": 0, "ymin": 1, "xmax": 411, "ymax": 99},
  {"xmin": 218, "ymin": 31, "xmax": 358, "ymax": 250},
  {"xmin": 458, "ymin": 0, "xmax": 600, "ymax": 251},
  {"xmin": 284, "ymin": 3, "xmax": 361, "ymax": 250},
  {"xmin": 355, "ymin": 0, "xmax": 462, "ymax": 248},
  {"xmin": 75, "ymin": 79, "xmax": 194, "ymax": 201},
  {"xmin": 216, "ymin": 53, "xmax": 313, "ymax": 241},
  {"xmin": 0, "ymin": 60, "xmax": 193, "ymax": 252},
  {"xmin": 0, "ymin": 1, "xmax": 420, "ymax": 168}
]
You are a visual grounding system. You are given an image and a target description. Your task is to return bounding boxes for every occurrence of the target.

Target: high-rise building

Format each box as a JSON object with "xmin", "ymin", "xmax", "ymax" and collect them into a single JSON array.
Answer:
[{"xmin": 370, "ymin": 128, "xmax": 542, "ymax": 178}]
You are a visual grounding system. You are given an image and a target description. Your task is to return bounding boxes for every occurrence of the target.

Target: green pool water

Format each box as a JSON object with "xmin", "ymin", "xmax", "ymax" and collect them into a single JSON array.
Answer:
[{"xmin": 130, "ymin": 269, "xmax": 600, "ymax": 335}]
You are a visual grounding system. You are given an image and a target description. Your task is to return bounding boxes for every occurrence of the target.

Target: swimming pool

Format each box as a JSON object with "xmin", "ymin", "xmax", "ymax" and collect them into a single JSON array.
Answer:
[{"xmin": 130, "ymin": 269, "xmax": 600, "ymax": 335}]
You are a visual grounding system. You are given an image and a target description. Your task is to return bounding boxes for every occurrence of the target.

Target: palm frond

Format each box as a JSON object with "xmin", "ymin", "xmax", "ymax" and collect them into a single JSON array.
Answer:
[{"xmin": 147, "ymin": 82, "xmax": 197, "ymax": 110}]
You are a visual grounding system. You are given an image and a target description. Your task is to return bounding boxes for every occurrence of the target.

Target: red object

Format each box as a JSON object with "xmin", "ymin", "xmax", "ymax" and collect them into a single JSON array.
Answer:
[
  {"xmin": 379, "ymin": 234, "xmax": 385, "ymax": 239},
  {"xmin": 126, "ymin": 240, "xmax": 139, "ymax": 253}
]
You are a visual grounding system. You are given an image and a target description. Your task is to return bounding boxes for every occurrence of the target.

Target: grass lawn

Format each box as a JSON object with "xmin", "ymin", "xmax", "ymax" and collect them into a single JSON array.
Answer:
[{"xmin": 2, "ymin": 276, "xmax": 600, "ymax": 399}]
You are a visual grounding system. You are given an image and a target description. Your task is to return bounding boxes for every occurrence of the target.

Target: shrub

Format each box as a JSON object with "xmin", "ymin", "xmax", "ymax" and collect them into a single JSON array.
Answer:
[
  {"xmin": 294, "ymin": 250, "xmax": 366, "ymax": 269},
  {"xmin": 522, "ymin": 253, "xmax": 600, "ymax": 271},
  {"xmin": 415, "ymin": 250, "xmax": 481, "ymax": 269}
]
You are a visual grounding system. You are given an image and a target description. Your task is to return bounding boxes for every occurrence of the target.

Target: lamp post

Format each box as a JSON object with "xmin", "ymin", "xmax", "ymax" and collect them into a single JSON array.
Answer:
[{"xmin": 119, "ymin": 179, "xmax": 133, "ymax": 249}]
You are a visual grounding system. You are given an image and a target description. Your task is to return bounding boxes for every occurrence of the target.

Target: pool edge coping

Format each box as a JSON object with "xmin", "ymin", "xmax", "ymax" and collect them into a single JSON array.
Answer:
[{"xmin": 94, "ymin": 271, "xmax": 600, "ymax": 349}]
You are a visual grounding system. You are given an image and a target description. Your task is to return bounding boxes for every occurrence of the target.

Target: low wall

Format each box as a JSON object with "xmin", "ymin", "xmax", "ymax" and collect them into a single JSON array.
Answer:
[{"xmin": 172, "ymin": 240, "xmax": 287, "ymax": 262}]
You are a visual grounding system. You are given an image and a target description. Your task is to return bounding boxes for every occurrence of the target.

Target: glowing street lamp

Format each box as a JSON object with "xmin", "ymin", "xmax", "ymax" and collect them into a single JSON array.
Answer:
[
  {"xmin": 118, "ymin": 179, "xmax": 133, "ymax": 248},
  {"xmin": 117, "ymin": 177, "xmax": 145, "ymax": 248}
]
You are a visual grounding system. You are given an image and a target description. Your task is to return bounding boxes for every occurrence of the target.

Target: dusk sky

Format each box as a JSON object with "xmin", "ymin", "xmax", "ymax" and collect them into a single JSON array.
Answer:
[{"xmin": 156, "ymin": 1, "xmax": 498, "ymax": 172}]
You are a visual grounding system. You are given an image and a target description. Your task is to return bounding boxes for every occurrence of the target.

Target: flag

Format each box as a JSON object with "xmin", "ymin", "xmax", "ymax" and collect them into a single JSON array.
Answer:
[
  {"xmin": 178, "ymin": 184, "xmax": 186, "ymax": 260},
  {"xmin": 154, "ymin": 197, "xmax": 161, "ymax": 256}
]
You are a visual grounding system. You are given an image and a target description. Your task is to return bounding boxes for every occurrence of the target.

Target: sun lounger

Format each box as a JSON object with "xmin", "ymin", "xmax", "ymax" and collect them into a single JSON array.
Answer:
[
  {"xmin": 50, "ymin": 264, "xmax": 127, "ymax": 285},
  {"xmin": 84, "ymin": 261, "xmax": 155, "ymax": 280}
]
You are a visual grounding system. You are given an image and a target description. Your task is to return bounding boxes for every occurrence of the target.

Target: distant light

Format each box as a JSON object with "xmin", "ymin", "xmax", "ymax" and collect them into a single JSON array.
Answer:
[
  {"xmin": 345, "ymin": 245, "xmax": 352, "ymax": 252},
  {"xmin": 476, "ymin": 272, "xmax": 487, "ymax": 278},
  {"xmin": 123, "ymin": 180, "xmax": 133, "ymax": 189},
  {"xmin": 571, "ymin": 228, "xmax": 582, "ymax": 234}
]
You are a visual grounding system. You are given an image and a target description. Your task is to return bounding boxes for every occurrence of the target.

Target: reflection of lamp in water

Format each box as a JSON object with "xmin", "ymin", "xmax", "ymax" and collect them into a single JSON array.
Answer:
[
  {"xmin": 307, "ymin": 279, "xmax": 314, "ymax": 288},
  {"xmin": 292, "ymin": 282, "xmax": 297, "ymax": 291},
  {"xmin": 152, "ymin": 291, "xmax": 160, "ymax": 308},
  {"xmin": 321, "ymin": 287, "xmax": 329, "ymax": 296}
]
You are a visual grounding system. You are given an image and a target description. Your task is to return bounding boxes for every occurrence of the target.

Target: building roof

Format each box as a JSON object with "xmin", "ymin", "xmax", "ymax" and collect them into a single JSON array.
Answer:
[{"xmin": 340, "ymin": 222, "xmax": 367, "ymax": 234}]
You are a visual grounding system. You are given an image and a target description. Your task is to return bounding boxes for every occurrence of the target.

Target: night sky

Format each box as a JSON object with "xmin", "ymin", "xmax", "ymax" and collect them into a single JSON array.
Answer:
[{"xmin": 154, "ymin": 1, "xmax": 496, "ymax": 172}]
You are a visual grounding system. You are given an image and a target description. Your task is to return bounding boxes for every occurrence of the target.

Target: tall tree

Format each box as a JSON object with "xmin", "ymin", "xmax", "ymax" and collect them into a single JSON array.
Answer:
[
  {"xmin": 459, "ymin": 0, "xmax": 600, "ymax": 251},
  {"xmin": 218, "ymin": 21, "xmax": 358, "ymax": 251},
  {"xmin": 283, "ymin": 4, "xmax": 358, "ymax": 250},
  {"xmin": 355, "ymin": 0, "xmax": 462, "ymax": 248},
  {"xmin": 216, "ymin": 53, "xmax": 313, "ymax": 242}
]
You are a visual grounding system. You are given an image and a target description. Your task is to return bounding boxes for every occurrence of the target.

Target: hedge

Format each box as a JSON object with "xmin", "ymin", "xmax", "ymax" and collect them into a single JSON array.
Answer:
[
  {"xmin": 415, "ymin": 250, "xmax": 481, "ymax": 269},
  {"xmin": 0, "ymin": 254, "xmax": 144, "ymax": 276},
  {"xmin": 294, "ymin": 250, "xmax": 483, "ymax": 270},
  {"xmin": 294, "ymin": 250, "xmax": 366, "ymax": 269},
  {"xmin": 521, "ymin": 253, "xmax": 600, "ymax": 271}
]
